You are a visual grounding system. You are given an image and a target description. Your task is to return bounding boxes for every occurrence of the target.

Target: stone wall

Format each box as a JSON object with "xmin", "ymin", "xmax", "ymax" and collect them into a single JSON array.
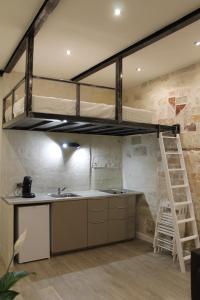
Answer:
[
  {"xmin": 123, "ymin": 134, "xmax": 161, "ymax": 240},
  {"xmin": 123, "ymin": 62, "xmax": 200, "ymax": 240}
]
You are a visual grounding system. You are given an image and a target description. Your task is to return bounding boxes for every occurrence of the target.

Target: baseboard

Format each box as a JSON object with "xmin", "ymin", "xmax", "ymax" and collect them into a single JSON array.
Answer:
[{"xmin": 136, "ymin": 232, "xmax": 153, "ymax": 244}]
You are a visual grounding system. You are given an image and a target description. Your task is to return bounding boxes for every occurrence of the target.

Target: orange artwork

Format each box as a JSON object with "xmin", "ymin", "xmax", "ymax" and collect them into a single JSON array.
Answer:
[
  {"xmin": 176, "ymin": 104, "xmax": 186, "ymax": 115},
  {"xmin": 168, "ymin": 97, "xmax": 176, "ymax": 109}
]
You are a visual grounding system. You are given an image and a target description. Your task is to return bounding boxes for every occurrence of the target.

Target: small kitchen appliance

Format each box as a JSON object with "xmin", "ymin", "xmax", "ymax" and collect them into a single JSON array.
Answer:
[{"xmin": 22, "ymin": 176, "xmax": 35, "ymax": 198}]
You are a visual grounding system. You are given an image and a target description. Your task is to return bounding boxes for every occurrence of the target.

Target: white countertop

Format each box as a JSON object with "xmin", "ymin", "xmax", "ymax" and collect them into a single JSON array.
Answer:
[{"xmin": 2, "ymin": 189, "xmax": 143, "ymax": 205}]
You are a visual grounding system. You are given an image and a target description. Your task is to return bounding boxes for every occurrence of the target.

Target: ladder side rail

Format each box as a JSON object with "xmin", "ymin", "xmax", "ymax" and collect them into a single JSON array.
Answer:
[
  {"xmin": 159, "ymin": 133, "xmax": 186, "ymax": 272},
  {"xmin": 176, "ymin": 134, "xmax": 200, "ymax": 248}
]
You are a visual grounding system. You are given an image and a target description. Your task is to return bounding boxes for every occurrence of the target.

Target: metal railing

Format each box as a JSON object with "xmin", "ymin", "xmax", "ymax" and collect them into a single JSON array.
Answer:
[
  {"xmin": 2, "ymin": 75, "xmax": 116, "ymax": 124},
  {"xmin": 2, "ymin": 76, "xmax": 25, "ymax": 124}
]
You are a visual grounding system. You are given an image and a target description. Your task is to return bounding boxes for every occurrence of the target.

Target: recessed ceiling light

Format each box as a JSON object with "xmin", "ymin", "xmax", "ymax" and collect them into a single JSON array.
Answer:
[
  {"xmin": 66, "ymin": 49, "xmax": 71, "ymax": 56},
  {"xmin": 114, "ymin": 8, "xmax": 121, "ymax": 16},
  {"xmin": 63, "ymin": 120, "xmax": 67, "ymax": 123},
  {"xmin": 194, "ymin": 41, "xmax": 200, "ymax": 46},
  {"xmin": 136, "ymin": 67, "xmax": 142, "ymax": 72}
]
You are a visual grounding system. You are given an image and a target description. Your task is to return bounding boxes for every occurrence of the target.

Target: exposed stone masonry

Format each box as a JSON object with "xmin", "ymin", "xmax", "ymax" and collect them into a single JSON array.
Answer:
[{"xmin": 123, "ymin": 62, "xmax": 200, "ymax": 240}]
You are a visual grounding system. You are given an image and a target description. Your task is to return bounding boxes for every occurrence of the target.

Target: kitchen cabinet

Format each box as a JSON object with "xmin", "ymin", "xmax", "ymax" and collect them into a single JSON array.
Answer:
[
  {"xmin": 51, "ymin": 195, "xmax": 136, "ymax": 254},
  {"xmin": 51, "ymin": 200, "xmax": 87, "ymax": 254},
  {"xmin": 108, "ymin": 197, "xmax": 129, "ymax": 243},
  {"xmin": 17, "ymin": 204, "xmax": 50, "ymax": 263},
  {"xmin": 108, "ymin": 195, "xmax": 136, "ymax": 242},
  {"xmin": 88, "ymin": 195, "xmax": 136, "ymax": 246},
  {"xmin": 88, "ymin": 198, "xmax": 108, "ymax": 246}
]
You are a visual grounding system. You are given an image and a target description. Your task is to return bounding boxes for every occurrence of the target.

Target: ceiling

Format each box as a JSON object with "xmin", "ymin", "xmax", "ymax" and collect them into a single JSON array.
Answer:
[
  {"xmin": 0, "ymin": 0, "xmax": 44, "ymax": 69},
  {"xmin": 1, "ymin": 0, "xmax": 200, "ymax": 89},
  {"xmin": 81, "ymin": 20, "xmax": 200, "ymax": 88}
]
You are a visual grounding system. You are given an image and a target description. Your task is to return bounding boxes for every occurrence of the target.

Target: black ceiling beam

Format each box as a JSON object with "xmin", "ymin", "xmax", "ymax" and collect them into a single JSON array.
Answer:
[
  {"xmin": 71, "ymin": 8, "xmax": 200, "ymax": 81},
  {"xmin": 3, "ymin": 0, "xmax": 61, "ymax": 74}
]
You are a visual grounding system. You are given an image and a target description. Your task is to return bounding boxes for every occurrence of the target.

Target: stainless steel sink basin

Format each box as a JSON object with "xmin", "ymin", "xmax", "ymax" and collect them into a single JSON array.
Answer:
[
  {"xmin": 48, "ymin": 193, "xmax": 79, "ymax": 198},
  {"xmin": 99, "ymin": 189, "xmax": 128, "ymax": 195}
]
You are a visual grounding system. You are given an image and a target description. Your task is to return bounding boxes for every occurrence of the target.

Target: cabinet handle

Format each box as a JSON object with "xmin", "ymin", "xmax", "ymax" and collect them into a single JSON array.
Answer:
[
  {"xmin": 109, "ymin": 218, "xmax": 128, "ymax": 221},
  {"xmin": 117, "ymin": 207, "xmax": 127, "ymax": 209},
  {"xmin": 89, "ymin": 208, "xmax": 106, "ymax": 212},
  {"xmin": 89, "ymin": 220, "xmax": 106, "ymax": 224}
]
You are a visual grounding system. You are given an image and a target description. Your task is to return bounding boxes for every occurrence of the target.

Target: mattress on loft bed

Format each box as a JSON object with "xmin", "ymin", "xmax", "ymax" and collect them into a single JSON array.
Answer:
[{"xmin": 5, "ymin": 95, "xmax": 155, "ymax": 124}]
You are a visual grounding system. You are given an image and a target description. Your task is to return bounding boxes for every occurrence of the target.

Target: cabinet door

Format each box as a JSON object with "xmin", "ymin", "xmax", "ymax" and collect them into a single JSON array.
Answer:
[
  {"xmin": 108, "ymin": 219, "xmax": 128, "ymax": 243},
  {"xmin": 88, "ymin": 198, "xmax": 108, "ymax": 247},
  {"xmin": 108, "ymin": 197, "xmax": 128, "ymax": 243},
  {"xmin": 88, "ymin": 221, "xmax": 108, "ymax": 247},
  {"xmin": 128, "ymin": 195, "xmax": 136, "ymax": 239},
  {"xmin": 128, "ymin": 217, "xmax": 135, "ymax": 239},
  {"xmin": 51, "ymin": 200, "xmax": 87, "ymax": 254}
]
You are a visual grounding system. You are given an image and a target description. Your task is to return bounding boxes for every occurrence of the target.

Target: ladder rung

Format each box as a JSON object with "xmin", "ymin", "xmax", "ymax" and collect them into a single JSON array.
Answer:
[
  {"xmin": 157, "ymin": 225, "xmax": 174, "ymax": 231},
  {"xmin": 180, "ymin": 235, "xmax": 198, "ymax": 243},
  {"xmin": 157, "ymin": 238, "xmax": 173, "ymax": 245},
  {"xmin": 171, "ymin": 184, "xmax": 188, "ymax": 189},
  {"xmin": 156, "ymin": 244, "xmax": 173, "ymax": 252},
  {"xmin": 160, "ymin": 215, "xmax": 173, "ymax": 219},
  {"xmin": 168, "ymin": 168, "xmax": 185, "ymax": 172},
  {"xmin": 162, "ymin": 136, "xmax": 177, "ymax": 139},
  {"xmin": 174, "ymin": 201, "xmax": 192, "ymax": 206},
  {"xmin": 178, "ymin": 218, "xmax": 194, "ymax": 224},
  {"xmin": 165, "ymin": 152, "xmax": 181, "ymax": 155},
  {"xmin": 183, "ymin": 255, "xmax": 191, "ymax": 261},
  {"xmin": 162, "ymin": 212, "xmax": 172, "ymax": 215},
  {"xmin": 157, "ymin": 230, "xmax": 174, "ymax": 237},
  {"xmin": 158, "ymin": 221, "xmax": 173, "ymax": 226}
]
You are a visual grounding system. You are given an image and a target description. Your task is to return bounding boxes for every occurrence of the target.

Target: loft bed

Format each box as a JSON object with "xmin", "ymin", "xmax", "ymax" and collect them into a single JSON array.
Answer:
[
  {"xmin": 2, "ymin": 74, "xmax": 179, "ymax": 136},
  {"xmin": 2, "ymin": 2, "xmax": 194, "ymax": 137}
]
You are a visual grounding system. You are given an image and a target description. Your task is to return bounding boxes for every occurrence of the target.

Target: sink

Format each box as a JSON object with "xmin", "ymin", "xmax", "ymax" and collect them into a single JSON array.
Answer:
[
  {"xmin": 48, "ymin": 193, "xmax": 79, "ymax": 198},
  {"xmin": 99, "ymin": 189, "xmax": 128, "ymax": 195}
]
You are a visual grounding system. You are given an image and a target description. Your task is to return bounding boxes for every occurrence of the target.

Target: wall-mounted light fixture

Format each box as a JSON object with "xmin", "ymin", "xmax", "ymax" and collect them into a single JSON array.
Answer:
[
  {"xmin": 194, "ymin": 41, "xmax": 200, "ymax": 47},
  {"xmin": 62, "ymin": 142, "xmax": 80, "ymax": 149}
]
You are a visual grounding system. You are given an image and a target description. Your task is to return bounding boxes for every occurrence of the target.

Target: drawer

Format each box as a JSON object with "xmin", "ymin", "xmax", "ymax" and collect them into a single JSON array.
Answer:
[
  {"xmin": 109, "ymin": 197, "xmax": 128, "ymax": 209},
  {"xmin": 88, "ymin": 198, "xmax": 108, "ymax": 211},
  {"xmin": 109, "ymin": 207, "xmax": 128, "ymax": 220},
  {"xmin": 88, "ymin": 210, "xmax": 108, "ymax": 223},
  {"xmin": 88, "ymin": 222, "xmax": 108, "ymax": 246},
  {"xmin": 108, "ymin": 219, "xmax": 128, "ymax": 243}
]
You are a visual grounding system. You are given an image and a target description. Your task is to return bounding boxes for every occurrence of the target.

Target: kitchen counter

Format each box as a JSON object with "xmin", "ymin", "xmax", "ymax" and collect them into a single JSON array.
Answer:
[
  {"xmin": 2, "ymin": 189, "xmax": 142, "ymax": 205},
  {"xmin": 0, "ymin": 189, "xmax": 142, "ymax": 266}
]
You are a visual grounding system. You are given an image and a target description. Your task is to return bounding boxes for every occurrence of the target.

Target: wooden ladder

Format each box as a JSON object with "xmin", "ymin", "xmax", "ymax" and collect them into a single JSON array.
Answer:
[{"xmin": 159, "ymin": 132, "xmax": 200, "ymax": 272}]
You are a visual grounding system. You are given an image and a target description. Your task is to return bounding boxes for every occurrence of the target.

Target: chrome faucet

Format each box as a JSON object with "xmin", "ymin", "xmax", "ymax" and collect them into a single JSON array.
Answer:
[{"xmin": 57, "ymin": 187, "xmax": 67, "ymax": 195}]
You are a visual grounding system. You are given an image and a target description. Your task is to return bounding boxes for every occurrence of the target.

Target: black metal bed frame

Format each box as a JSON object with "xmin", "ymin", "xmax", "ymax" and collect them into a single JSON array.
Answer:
[
  {"xmin": 2, "ymin": 69, "xmax": 179, "ymax": 136},
  {"xmin": 2, "ymin": 2, "xmax": 199, "ymax": 136}
]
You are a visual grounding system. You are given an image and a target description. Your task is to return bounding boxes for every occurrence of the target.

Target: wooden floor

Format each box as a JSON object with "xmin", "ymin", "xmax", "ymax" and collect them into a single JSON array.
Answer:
[{"xmin": 0, "ymin": 240, "xmax": 190, "ymax": 300}]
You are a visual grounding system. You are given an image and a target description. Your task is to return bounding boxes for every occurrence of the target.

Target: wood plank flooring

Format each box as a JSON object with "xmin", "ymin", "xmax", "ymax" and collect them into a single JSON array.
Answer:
[{"xmin": 0, "ymin": 240, "xmax": 190, "ymax": 300}]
